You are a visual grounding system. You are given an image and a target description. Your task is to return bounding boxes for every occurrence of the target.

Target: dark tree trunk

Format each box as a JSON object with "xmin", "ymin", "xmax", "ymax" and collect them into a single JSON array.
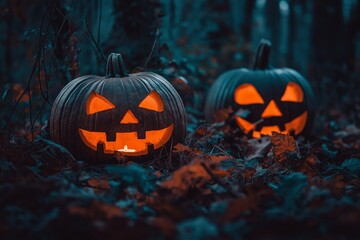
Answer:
[
  {"xmin": 4, "ymin": 0, "xmax": 13, "ymax": 81},
  {"xmin": 312, "ymin": 0, "xmax": 345, "ymax": 67},
  {"xmin": 110, "ymin": 0, "xmax": 161, "ymax": 69},
  {"xmin": 242, "ymin": 0, "xmax": 255, "ymax": 43},
  {"xmin": 266, "ymin": 0, "xmax": 280, "ymax": 66},
  {"xmin": 288, "ymin": 0, "xmax": 295, "ymax": 67},
  {"xmin": 345, "ymin": 1, "xmax": 360, "ymax": 71},
  {"xmin": 242, "ymin": 0, "xmax": 255, "ymax": 63}
]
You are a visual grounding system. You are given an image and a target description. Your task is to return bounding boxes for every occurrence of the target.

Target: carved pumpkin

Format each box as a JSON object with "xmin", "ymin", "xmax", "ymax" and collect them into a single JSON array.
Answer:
[
  {"xmin": 50, "ymin": 53, "xmax": 186, "ymax": 163},
  {"xmin": 205, "ymin": 39, "xmax": 315, "ymax": 138}
]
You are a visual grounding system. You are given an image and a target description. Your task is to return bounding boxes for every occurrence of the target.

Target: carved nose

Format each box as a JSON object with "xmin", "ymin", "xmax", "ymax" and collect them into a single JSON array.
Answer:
[
  {"xmin": 261, "ymin": 100, "xmax": 283, "ymax": 118},
  {"xmin": 120, "ymin": 110, "xmax": 139, "ymax": 124}
]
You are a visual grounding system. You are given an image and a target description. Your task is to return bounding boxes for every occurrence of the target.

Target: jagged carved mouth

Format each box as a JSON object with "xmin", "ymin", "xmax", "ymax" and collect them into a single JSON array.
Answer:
[
  {"xmin": 78, "ymin": 124, "xmax": 174, "ymax": 156},
  {"xmin": 235, "ymin": 111, "xmax": 308, "ymax": 138}
]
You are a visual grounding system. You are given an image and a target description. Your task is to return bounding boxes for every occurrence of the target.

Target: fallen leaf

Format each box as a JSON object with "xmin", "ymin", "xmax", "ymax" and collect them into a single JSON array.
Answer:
[
  {"xmin": 207, "ymin": 155, "xmax": 232, "ymax": 163},
  {"xmin": 87, "ymin": 178, "xmax": 110, "ymax": 189},
  {"xmin": 162, "ymin": 161, "xmax": 228, "ymax": 196},
  {"xmin": 12, "ymin": 83, "xmax": 31, "ymax": 102},
  {"xmin": 306, "ymin": 154, "xmax": 320, "ymax": 166},
  {"xmin": 68, "ymin": 201, "xmax": 122, "ymax": 219},
  {"xmin": 223, "ymin": 185, "xmax": 273, "ymax": 221},
  {"xmin": 214, "ymin": 107, "xmax": 233, "ymax": 122},
  {"xmin": 172, "ymin": 143, "xmax": 193, "ymax": 153},
  {"xmin": 270, "ymin": 132, "xmax": 297, "ymax": 162}
]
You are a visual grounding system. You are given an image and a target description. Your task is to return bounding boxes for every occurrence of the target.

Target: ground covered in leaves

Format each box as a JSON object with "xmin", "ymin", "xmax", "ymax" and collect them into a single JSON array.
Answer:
[
  {"xmin": 2, "ymin": 51, "xmax": 360, "ymax": 239},
  {"xmin": 1, "ymin": 121, "xmax": 360, "ymax": 239},
  {"xmin": 1, "ymin": 1, "xmax": 360, "ymax": 239}
]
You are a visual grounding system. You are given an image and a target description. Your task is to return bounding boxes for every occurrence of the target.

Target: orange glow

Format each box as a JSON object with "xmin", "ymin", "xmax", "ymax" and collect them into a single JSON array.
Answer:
[
  {"xmin": 281, "ymin": 82, "xmax": 304, "ymax": 102},
  {"xmin": 139, "ymin": 91, "xmax": 164, "ymax": 112},
  {"xmin": 252, "ymin": 131, "xmax": 261, "ymax": 138},
  {"xmin": 120, "ymin": 110, "xmax": 139, "ymax": 124},
  {"xmin": 260, "ymin": 125, "xmax": 281, "ymax": 135},
  {"xmin": 78, "ymin": 124, "xmax": 174, "ymax": 156},
  {"xmin": 285, "ymin": 111, "xmax": 307, "ymax": 135},
  {"xmin": 86, "ymin": 92, "xmax": 115, "ymax": 115},
  {"xmin": 236, "ymin": 112, "xmax": 308, "ymax": 138},
  {"xmin": 261, "ymin": 100, "xmax": 283, "ymax": 118},
  {"xmin": 235, "ymin": 116, "xmax": 255, "ymax": 134},
  {"xmin": 234, "ymin": 84, "xmax": 264, "ymax": 105},
  {"xmin": 252, "ymin": 127, "xmax": 283, "ymax": 138}
]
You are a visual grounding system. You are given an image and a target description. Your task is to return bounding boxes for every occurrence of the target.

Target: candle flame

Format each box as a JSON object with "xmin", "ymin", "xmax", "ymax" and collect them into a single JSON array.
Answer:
[{"xmin": 117, "ymin": 145, "xmax": 136, "ymax": 152}]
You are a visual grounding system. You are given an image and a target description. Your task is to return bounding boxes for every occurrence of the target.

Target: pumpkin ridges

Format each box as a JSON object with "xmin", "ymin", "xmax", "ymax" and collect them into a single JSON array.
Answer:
[
  {"xmin": 66, "ymin": 78, "xmax": 102, "ymax": 157},
  {"xmin": 51, "ymin": 61, "xmax": 186, "ymax": 163},
  {"xmin": 205, "ymin": 69, "xmax": 250, "ymax": 122},
  {"xmin": 129, "ymin": 75, "xmax": 152, "ymax": 129},
  {"xmin": 204, "ymin": 39, "xmax": 315, "ymax": 138},
  {"xmin": 50, "ymin": 76, "xmax": 89, "ymax": 138},
  {"xmin": 144, "ymin": 72, "xmax": 186, "ymax": 141},
  {"xmin": 282, "ymin": 68, "xmax": 315, "ymax": 134},
  {"xmin": 54, "ymin": 77, "xmax": 105, "ymax": 160},
  {"xmin": 51, "ymin": 76, "xmax": 95, "ymax": 144}
]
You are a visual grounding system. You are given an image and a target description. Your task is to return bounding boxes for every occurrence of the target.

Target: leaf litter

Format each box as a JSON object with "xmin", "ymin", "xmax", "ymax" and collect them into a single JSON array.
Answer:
[{"xmin": 1, "ymin": 121, "xmax": 360, "ymax": 239}]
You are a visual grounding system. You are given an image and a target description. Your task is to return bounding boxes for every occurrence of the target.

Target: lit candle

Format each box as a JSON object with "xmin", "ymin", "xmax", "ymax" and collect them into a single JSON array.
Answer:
[{"xmin": 117, "ymin": 145, "xmax": 136, "ymax": 152}]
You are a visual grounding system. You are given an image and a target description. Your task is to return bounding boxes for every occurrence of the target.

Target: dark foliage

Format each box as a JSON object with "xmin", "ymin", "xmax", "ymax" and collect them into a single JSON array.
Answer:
[{"xmin": 0, "ymin": 0, "xmax": 360, "ymax": 239}]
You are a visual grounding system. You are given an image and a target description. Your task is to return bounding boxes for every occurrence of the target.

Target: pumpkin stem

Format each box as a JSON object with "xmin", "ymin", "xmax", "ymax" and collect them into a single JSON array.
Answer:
[
  {"xmin": 106, "ymin": 53, "xmax": 129, "ymax": 78},
  {"xmin": 253, "ymin": 39, "xmax": 272, "ymax": 70}
]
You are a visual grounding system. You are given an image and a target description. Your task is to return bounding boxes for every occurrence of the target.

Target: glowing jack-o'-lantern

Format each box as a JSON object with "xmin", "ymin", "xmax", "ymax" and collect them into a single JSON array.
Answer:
[
  {"xmin": 50, "ymin": 53, "xmax": 186, "ymax": 163},
  {"xmin": 205, "ymin": 39, "xmax": 315, "ymax": 138}
]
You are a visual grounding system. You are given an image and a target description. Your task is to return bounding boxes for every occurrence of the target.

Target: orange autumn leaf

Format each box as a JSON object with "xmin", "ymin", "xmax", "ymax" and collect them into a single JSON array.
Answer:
[
  {"xmin": 87, "ymin": 178, "xmax": 110, "ymax": 189},
  {"xmin": 68, "ymin": 201, "xmax": 122, "ymax": 219},
  {"xmin": 223, "ymin": 186, "xmax": 273, "ymax": 221},
  {"xmin": 171, "ymin": 76, "xmax": 192, "ymax": 92},
  {"xmin": 214, "ymin": 106, "xmax": 233, "ymax": 122},
  {"xmin": 206, "ymin": 155, "xmax": 232, "ymax": 164},
  {"xmin": 12, "ymin": 83, "xmax": 31, "ymax": 102},
  {"xmin": 172, "ymin": 143, "xmax": 193, "ymax": 153},
  {"xmin": 306, "ymin": 154, "xmax": 320, "ymax": 166},
  {"xmin": 270, "ymin": 131, "xmax": 297, "ymax": 162},
  {"xmin": 162, "ymin": 162, "xmax": 209, "ymax": 191},
  {"xmin": 162, "ymin": 161, "xmax": 228, "ymax": 195}
]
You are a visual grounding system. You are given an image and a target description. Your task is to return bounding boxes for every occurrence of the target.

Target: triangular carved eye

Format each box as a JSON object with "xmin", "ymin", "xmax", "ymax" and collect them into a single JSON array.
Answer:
[
  {"xmin": 234, "ymin": 83, "xmax": 264, "ymax": 105},
  {"xmin": 86, "ymin": 92, "xmax": 115, "ymax": 115},
  {"xmin": 281, "ymin": 82, "xmax": 304, "ymax": 102},
  {"xmin": 139, "ymin": 91, "xmax": 164, "ymax": 112}
]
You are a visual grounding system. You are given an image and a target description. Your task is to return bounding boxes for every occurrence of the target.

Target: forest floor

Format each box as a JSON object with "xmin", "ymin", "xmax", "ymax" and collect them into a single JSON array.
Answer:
[
  {"xmin": 1, "ymin": 110, "xmax": 360, "ymax": 239},
  {"xmin": 1, "ymin": 60, "xmax": 360, "ymax": 239}
]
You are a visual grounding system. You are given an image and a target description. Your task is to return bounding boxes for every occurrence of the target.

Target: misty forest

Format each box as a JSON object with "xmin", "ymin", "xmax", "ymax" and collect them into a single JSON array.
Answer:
[{"xmin": 1, "ymin": 0, "xmax": 360, "ymax": 239}]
